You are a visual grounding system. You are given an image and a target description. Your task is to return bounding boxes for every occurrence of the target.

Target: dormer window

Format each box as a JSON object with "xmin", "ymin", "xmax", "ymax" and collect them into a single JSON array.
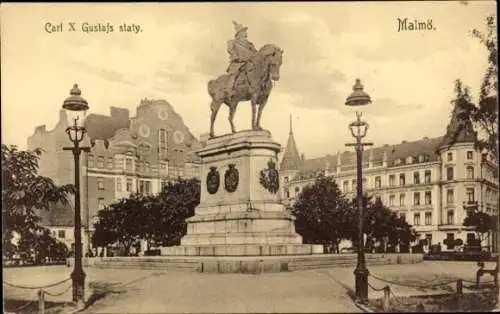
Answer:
[
  {"xmin": 418, "ymin": 154, "xmax": 425, "ymax": 163},
  {"xmin": 406, "ymin": 156, "xmax": 413, "ymax": 164},
  {"xmin": 394, "ymin": 158, "xmax": 401, "ymax": 166}
]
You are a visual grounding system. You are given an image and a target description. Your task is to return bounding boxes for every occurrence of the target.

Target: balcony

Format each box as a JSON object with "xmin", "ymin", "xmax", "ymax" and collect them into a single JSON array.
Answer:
[{"xmin": 462, "ymin": 200, "xmax": 478, "ymax": 211}]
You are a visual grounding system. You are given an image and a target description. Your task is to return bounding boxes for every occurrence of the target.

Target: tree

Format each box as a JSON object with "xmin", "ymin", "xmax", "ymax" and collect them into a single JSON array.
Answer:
[
  {"xmin": 463, "ymin": 210, "xmax": 497, "ymax": 249},
  {"xmin": 155, "ymin": 177, "xmax": 200, "ymax": 246},
  {"xmin": 455, "ymin": 15, "xmax": 498, "ymax": 163},
  {"xmin": 1, "ymin": 145, "xmax": 74, "ymax": 260},
  {"xmin": 346, "ymin": 196, "xmax": 418, "ymax": 253},
  {"xmin": 292, "ymin": 175, "xmax": 352, "ymax": 253}
]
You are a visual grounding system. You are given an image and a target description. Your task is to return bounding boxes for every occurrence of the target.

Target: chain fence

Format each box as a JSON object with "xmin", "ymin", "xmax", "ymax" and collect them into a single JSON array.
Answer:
[
  {"xmin": 3, "ymin": 277, "xmax": 72, "ymax": 314},
  {"xmin": 366, "ymin": 270, "xmax": 499, "ymax": 312}
]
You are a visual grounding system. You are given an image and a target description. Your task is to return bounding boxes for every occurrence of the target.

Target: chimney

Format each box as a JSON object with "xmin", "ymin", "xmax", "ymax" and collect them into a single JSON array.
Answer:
[
  {"xmin": 383, "ymin": 150, "xmax": 388, "ymax": 167},
  {"xmin": 110, "ymin": 107, "xmax": 130, "ymax": 121},
  {"xmin": 336, "ymin": 151, "xmax": 342, "ymax": 174}
]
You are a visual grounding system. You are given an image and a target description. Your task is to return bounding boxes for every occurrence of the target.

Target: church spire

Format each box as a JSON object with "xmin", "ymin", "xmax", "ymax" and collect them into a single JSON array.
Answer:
[{"xmin": 280, "ymin": 114, "xmax": 302, "ymax": 171}]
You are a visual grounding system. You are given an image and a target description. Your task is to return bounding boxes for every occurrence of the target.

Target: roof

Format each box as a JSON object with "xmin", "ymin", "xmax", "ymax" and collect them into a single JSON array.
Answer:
[
  {"xmin": 439, "ymin": 101, "xmax": 477, "ymax": 148},
  {"xmin": 280, "ymin": 115, "xmax": 302, "ymax": 171},
  {"xmin": 37, "ymin": 201, "xmax": 75, "ymax": 227},
  {"xmin": 292, "ymin": 136, "xmax": 443, "ymax": 181},
  {"xmin": 84, "ymin": 113, "xmax": 130, "ymax": 141}
]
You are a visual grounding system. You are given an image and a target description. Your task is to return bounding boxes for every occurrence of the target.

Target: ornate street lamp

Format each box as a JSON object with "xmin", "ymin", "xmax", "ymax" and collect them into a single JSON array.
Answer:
[
  {"xmin": 62, "ymin": 84, "xmax": 90, "ymax": 305},
  {"xmin": 345, "ymin": 79, "xmax": 373, "ymax": 302}
]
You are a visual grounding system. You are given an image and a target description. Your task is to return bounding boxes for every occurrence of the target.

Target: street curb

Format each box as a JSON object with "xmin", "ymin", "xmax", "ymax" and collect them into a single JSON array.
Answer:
[{"xmin": 353, "ymin": 300, "xmax": 374, "ymax": 313}]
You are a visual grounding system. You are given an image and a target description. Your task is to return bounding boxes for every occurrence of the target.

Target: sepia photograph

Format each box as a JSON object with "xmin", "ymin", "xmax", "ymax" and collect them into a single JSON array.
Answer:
[{"xmin": 1, "ymin": 1, "xmax": 499, "ymax": 313}]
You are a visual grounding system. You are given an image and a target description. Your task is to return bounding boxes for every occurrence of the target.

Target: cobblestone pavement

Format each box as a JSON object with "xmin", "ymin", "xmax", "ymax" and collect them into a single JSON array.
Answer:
[{"xmin": 4, "ymin": 266, "xmax": 361, "ymax": 313}]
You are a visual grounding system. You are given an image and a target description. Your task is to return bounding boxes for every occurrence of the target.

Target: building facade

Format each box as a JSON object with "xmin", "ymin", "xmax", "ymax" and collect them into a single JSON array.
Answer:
[
  {"xmin": 280, "ymin": 104, "xmax": 499, "ymax": 252},
  {"xmin": 28, "ymin": 98, "xmax": 202, "ymax": 253}
]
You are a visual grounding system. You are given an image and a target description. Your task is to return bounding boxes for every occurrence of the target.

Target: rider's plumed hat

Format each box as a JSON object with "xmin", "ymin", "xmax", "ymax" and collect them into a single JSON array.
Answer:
[{"xmin": 233, "ymin": 21, "xmax": 248, "ymax": 35}]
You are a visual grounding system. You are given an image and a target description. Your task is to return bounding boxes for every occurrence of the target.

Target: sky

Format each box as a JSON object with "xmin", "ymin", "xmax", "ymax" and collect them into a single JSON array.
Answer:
[{"xmin": 1, "ymin": 2, "xmax": 496, "ymax": 159}]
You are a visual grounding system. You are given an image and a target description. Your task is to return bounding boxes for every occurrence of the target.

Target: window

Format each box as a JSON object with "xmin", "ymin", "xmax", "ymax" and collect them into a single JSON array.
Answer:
[
  {"xmin": 467, "ymin": 233, "xmax": 475, "ymax": 245},
  {"xmin": 400, "ymin": 193, "xmax": 405, "ymax": 206},
  {"xmin": 425, "ymin": 234, "xmax": 432, "ymax": 246},
  {"xmin": 160, "ymin": 162, "xmax": 167, "ymax": 169},
  {"xmin": 394, "ymin": 158, "xmax": 402, "ymax": 166},
  {"xmin": 447, "ymin": 152, "xmax": 453, "ymax": 161},
  {"xmin": 284, "ymin": 188, "xmax": 290, "ymax": 198},
  {"xmin": 295, "ymin": 186, "xmax": 300, "ymax": 193},
  {"xmin": 399, "ymin": 174, "xmax": 406, "ymax": 186},
  {"xmin": 412, "ymin": 172, "xmax": 420, "ymax": 184},
  {"xmin": 107, "ymin": 157, "xmax": 114, "ymax": 169},
  {"xmin": 125, "ymin": 158, "xmax": 133, "ymax": 171},
  {"xmin": 466, "ymin": 166, "xmax": 474, "ymax": 179},
  {"xmin": 446, "ymin": 189, "xmax": 454, "ymax": 204},
  {"xmin": 158, "ymin": 128, "xmax": 168, "ymax": 156},
  {"xmin": 400, "ymin": 212, "xmax": 406, "ymax": 222},
  {"xmin": 115, "ymin": 156, "xmax": 123, "ymax": 169},
  {"xmin": 447, "ymin": 210, "xmax": 454, "ymax": 225},
  {"xmin": 97, "ymin": 156, "xmax": 105, "ymax": 168},
  {"xmin": 418, "ymin": 155, "xmax": 425, "ymax": 163},
  {"xmin": 352, "ymin": 179, "xmax": 357, "ymax": 190},
  {"xmin": 375, "ymin": 176, "xmax": 381, "ymax": 189},
  {"xmin": 88, "ymin": 155, "xmax": 94, "ymax": 168},
  {"xmin": 425, "ymin": 212, "xmax": 432, "ymax": 225},
  {"xmin": 97, "ymin": 197, "xmax": 105, "ymax": 210},
  {"xmin": 375, "ymin": 196, "xmax": 382, "ymax": 204},
  {"xmin": 466, "ymin": 187, "xmax": 475, "ymax": 202},
  {"xmin": 413, "ymin": 192, "xmax": 420, "ymax": 205},
  {"xmin": 97, "ymin": 177, "xmax": 104, "ymax": 190},
  {"xmin": 446, "ymin": 167, "xmax": 454, "ymax": 180},
  {"xmin": 406, "ymin": 156, "xmax": 413, "ymax": 164},
  {"xmin": 139, "ymin": 180, "xmax": 145, "ymax": 194},
  {"xmin": 116, "ymin": 178, "xmax": 122, "ymax": 192},
  {"xmin": 389, "ymin": 195, "xmax": 395, "ymax": 206},
  {"xmin": 145, "ymin": 162, "xmax": 150, "ymax": 173},
  {"xmin": 58, "ymin": 230, "xmax": 66, "ymax": 239},
  {"xmin": 389, "ymin": 175, "xmax": 395, "ymax": 187},
  {"xmin": 425, "ymin": 191, "xmax": 432, "ymax": 205},
  {"xmin": 343, "ymin": 181, "xmax": 349, "ymax": 192},
  {"xmin": 467, "ymin": 151, "xmax": 473, "ymax": 160},
  {"xmin": 145, "ymin": 181, "xmax": 151, "ymax": 194},
  {"xmin": 414, "ymin": 213, "xmax": 421, "ymax": 225},
  {"xmin": 126, "ymin": 178, "xmax": 133, "ymax": 192},
  {"xmin": 362, "ymin": 178, "xmax": 367, "ymax": 188},
  {"xmin": 284, "ymin": 177, "xmax": 289, "ymax": 183},
  {"xmin": 424, "ymin": 170, "xmax": 431, "ymax": 184}
]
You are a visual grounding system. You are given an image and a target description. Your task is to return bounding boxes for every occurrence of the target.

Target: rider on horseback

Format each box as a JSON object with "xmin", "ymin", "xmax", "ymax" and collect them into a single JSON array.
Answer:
[{"xmin": 226, "ymin": 21, "xmax": 258, "ymax": 92}]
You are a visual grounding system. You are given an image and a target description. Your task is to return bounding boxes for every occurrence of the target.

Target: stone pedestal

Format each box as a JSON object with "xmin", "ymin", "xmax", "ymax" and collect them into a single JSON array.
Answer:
[{"xmin": 163, "ymin": 130, "xmax": 320, "ymax": 256}]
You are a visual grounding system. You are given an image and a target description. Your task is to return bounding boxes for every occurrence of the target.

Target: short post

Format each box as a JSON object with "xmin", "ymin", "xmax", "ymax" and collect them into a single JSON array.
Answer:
[
  {"xmin": 456, "ymin": 279, "xmax": 463, "ymax": 310},
  {"xmin": 383, "ymin": 285, "xmax": 390, "ymax": 312},
  {"xmin": 38, "ymin": 289, "xmax": 45, "ymax": 314}
]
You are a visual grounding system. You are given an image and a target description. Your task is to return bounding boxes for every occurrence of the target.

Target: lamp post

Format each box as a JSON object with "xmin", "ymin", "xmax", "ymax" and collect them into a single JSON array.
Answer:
[
  {"xmin": 345, "ymin": 79, "xmax": 373, "ymax": 302},
  {"xmin": 62, "ymin": 84, "xmax": 90, "ymax": 305}
]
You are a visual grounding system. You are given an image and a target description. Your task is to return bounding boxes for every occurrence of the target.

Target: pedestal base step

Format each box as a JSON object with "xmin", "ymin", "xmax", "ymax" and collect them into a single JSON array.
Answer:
[{"xmin": 161, "ymin": 244, "xmax": 323, "ymax": 256}]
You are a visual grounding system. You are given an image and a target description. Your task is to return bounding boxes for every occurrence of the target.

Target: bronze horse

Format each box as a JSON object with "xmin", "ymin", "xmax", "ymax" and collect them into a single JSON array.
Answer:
[{"xmin": 208, "ymin": 44, "xmax": 283, "ymax": 138}]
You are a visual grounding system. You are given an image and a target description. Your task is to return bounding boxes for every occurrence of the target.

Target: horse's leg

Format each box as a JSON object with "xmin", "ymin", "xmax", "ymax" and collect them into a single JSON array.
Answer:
[
  {"xmin": 251, "ymin": 95, "xmax": 257, "ymax": 130},
  {"xmin": 210, "ymin": 98, "xmax": 222, "ymax": 137},
  {"xmin": 228, "ymin": 101, "xmax": 238, "ymax": 133},
  {"xmin": 256, "ymin": 96, "xmax": 268, "ymax": 130}
]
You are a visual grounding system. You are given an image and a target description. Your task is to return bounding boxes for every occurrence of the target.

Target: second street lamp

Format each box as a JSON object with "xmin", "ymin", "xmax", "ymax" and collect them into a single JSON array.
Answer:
[
  {"xmin": 62, "ymin": 84, "xmax": 90, "ymax": 306},
  {"xmin": 345, "ymin": 79, "xmax": 373, "ymax": 302}
]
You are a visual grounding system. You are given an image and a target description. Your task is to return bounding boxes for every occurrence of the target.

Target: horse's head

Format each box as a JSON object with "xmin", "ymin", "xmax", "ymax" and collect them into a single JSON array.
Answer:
[{"xmin": 258, "ymin": 44, "xmax": 283, "ymax": 81}]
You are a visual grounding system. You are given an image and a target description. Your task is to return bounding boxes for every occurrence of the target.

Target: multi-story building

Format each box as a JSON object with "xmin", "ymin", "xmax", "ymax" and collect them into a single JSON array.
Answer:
[
  {"xmin": 280, "ymin": 102, "xmax": 498, "ymax": 252},
  {"xmin": 29, "ymin": 98, "xmax": 202, "ymax": 253}
]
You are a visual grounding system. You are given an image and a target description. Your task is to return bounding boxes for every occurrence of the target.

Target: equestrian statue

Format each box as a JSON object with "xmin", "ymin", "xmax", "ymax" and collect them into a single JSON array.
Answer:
[{"xmin": 208, "ymin": 21, "xmax": 284, "ymax": 138}]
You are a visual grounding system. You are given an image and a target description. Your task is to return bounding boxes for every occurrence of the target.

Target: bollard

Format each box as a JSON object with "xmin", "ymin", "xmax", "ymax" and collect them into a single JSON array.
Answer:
[
  {"xmin": 383, "ymin": 285, "xmax": 390, "ymax": 312},
  {"xmin": 456, "ymin": 279, "xmax": 463, "ymax": 311},
  {"xmin": 38, "ymin": 289, "xmax": 45, "ymax": 314}
]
